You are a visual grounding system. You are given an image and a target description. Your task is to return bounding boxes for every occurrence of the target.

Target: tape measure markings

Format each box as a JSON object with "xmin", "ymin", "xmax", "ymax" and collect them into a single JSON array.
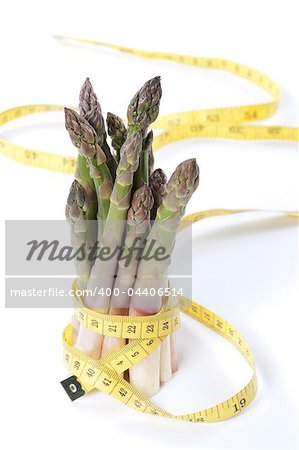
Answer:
[{"xmin": 63, "ymin": 291, "xmax": 258, "ymax": 422}]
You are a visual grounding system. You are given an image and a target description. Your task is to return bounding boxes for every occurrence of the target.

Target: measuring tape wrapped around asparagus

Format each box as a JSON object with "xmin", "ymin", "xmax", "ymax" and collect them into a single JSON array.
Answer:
[{"xmin": 64, "ymin": 75, "xmax": 199, "ymax": 395}]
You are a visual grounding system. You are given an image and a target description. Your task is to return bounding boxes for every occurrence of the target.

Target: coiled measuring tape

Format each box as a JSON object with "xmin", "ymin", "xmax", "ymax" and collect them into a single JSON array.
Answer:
[
  {"xmin": 62, "ymin": 277, "xmax": 258, "ymax": 422},
  {"xmin": 1, "ymin": 37, "xmax": 298, "ymax": 422}
]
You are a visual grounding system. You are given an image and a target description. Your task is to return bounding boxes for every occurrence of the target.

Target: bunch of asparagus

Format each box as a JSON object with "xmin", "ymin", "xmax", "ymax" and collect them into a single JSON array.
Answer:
[{"xmin": 65, "ymin": 76, "xmax": 199, "ymax": 396}]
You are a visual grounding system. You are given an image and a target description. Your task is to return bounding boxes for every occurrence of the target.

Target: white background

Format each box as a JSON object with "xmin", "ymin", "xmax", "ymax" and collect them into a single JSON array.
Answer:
[{"xmin": 1, "ymin": 1, "xmax": 298, "ymax": 449}]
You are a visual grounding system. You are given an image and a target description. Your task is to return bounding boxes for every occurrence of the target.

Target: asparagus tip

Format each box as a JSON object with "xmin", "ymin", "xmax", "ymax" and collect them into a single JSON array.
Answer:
[{"xmin": 127, "ymin": 75, "xmax": 162, "ymax": 128}]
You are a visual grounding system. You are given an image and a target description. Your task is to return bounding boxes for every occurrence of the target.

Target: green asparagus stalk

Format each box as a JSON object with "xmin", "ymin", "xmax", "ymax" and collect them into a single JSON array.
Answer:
[
  {"xmin": 127, "ymin": 77, "xmax": 162, "ymax": 188},
  {"xmin": 65, "ymin": 97, "xmax": 98, "ymax": 342},
  {"xmin": 70, "ymin": 121, "xmax": 98, "ymax": 223},
  {"xmin": 73, "ymin": 156, "xmax": 98, "ymax": 262},
  {"xmin": 65, "ymin": 180, "xmax": 96, "ymax": 343},
  {"xmin": 64, "ymin": 82, "xmax": 98, "ymax": 222},
  {"xmin": 75, "ymin": 129, "xmax": 143, "ymax": 358},
  {"xmin": 65, "ymin": 180, "xmax": 91, "ymax": 291},
  {"xmin": 107, "ymin": 184, "xmax": 154, "ymax": 311},
  {"xmin": 129, "ymin": 158, "xmax": 199, "ymax": 396},
  {"xmin": 149, "ymin": 168, "xmax": 167, "ymax": 220},
  {"xmin": 79, "ymin": 78, "xmax": 117, "ymax": 179},
  {"xmin": 106, "ymin": 112, "xmax": 127, "ymax": 163},
  {"xmin": 75, "ymin": 154, "xmax": 97, "ymax": 219},
  {"xmin": 65, "ymin": 102, "xmax": 98, "ymax": 275},
  {"xmin": 86, "ymin": 128, "xmax": 144, "ymax": 303},
  {"xmin": 65, "ymin": 108, "xmax": 113, "ymax": 226},
  {"xmin": 104, "ymin": 129, "xmax": 143, "ymax": 221},
  {"xmin": 134, "ymin": 130, "xmax": 154, "ymax": 188},
  {"xmin": 101, "ymin": 184, "xmax": 154, "ymax": 359},
  {"xmin": 132, "ymin": 158, "xmax": 199, "ymax": 311}
]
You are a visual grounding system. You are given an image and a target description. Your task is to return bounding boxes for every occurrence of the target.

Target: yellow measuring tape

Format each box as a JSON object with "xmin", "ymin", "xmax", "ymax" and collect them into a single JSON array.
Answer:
[
  {"xmin": 1, "ymin": 37, "xmax": 298, "ymax": 422},
  {"xmin": 63, "ymin": 275, "xmax": 258, "ymax": 422}
]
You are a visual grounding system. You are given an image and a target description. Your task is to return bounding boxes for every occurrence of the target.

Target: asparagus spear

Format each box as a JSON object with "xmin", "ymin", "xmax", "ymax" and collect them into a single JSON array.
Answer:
[
  {"xmin": 132, "ymin": 158, "xmax": 199, "ymax": 312},
  {"xmin": 67, "ymin": 107, "xmax": 98, "ymax": 224},
  {"xmin": 149, "ymin": 168, "xmax": 167, "ymax": 220},
  {"xmin": 79, "ymin": 78, "xmax": 116, "ymax": 179},
  {"xmin": 75, "ymin": 130, "xmax": 143, "ymax": 358},
  {"xmin": 127, "ymin": 77, "xmax": 162, "ymax": 188},
  {"xmin": 65, "ymin": 94, "xmax": 99, "ymax": 340},
  {"xmin": 64, "ymin": 83, "xmax": 98, "ymax": 223},
  {"xmin": 79, "ymin": 78, "xmax": 104, "ymax": 139},
  {"xmin": 101, "ymin": 184, "xmax": 154, "ymax": 359},
  {"xmin": 106, "ymin": 112, "xmax": 127, "ymax": 163},
  {"xmin": 127, "ymin": 76, "xmax": 162, "ymax": 132},
  {"xmin": 65, "ymin": 108, "xmax": 113, "ymax": 225},
  {"xmin": 65, "ymin": 99, "xmax": 113, "ymax": 358},
  {"xmin": 86, "ymin": 128, "xmax": 143, "ymax": 303},
  {"xmin": 107, "ymin": 184, "xmax": 154, "ymax": 309},
  {"xmin": 65, "ymin": 180, "xmax": 91, "ymax": 291},
  {"xmin": 65, "ymin": 180, "xmax": 93, "ymax": 344},
  {"xmin": 65, "ymin": 107, "xmax": 113, "ymax": 355},
  {"xmin": 129, "ymin": 158, "xmax": 200, "ymax": 396}
]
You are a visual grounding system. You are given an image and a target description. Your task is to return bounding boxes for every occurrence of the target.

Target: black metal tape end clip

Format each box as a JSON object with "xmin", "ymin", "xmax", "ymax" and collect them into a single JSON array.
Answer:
[{"xmin": 60, "ymin": 375, "xmax": 86, "ymax": 401}]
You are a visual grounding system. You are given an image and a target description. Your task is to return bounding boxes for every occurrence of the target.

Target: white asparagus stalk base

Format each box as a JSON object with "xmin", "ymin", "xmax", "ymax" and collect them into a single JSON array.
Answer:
[
  {"xmin": 128, "ymin": 278, "xmax": 166, "ymax": 396},
  {"xmin": 167, "ymin": 290, "xmax": 179, "ymax": 374},
  {"xmin": 159, "ymin": 290, "xmax": 173, "ymax": 383},
  {"xmin": 75, "ymin": 324, "xmax": 103, "ymax": 358},
  {"xmin": 160, "ymin": 336, "xmax": 172, "ymax": 383},
  {"xmin": 170, "ymin": 333, "xmax": 179, "ymax": 373},
  {"xmin": 129, "ymin": 347, "xmax": 161, "ymax": 396}
]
